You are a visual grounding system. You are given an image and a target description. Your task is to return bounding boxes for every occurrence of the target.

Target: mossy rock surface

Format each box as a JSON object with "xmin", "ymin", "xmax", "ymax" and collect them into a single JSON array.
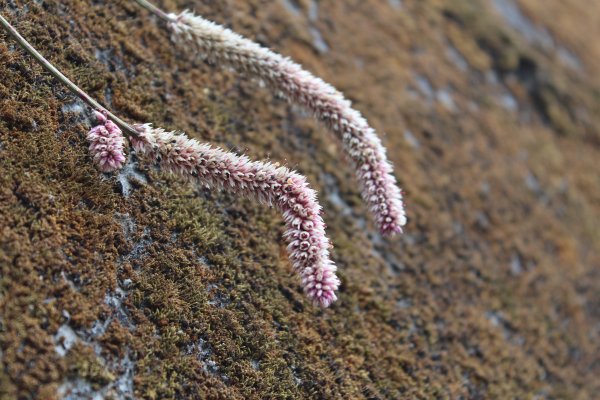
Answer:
[{"xmin": 1, "ymin": 0, "xmax": 599, "ymax": 398}]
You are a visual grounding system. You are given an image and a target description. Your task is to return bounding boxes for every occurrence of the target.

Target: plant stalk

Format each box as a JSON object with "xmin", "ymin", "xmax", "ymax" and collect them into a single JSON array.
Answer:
[
  {"xmin": 0, "ymin": 13, "xmax": 139, "ymax": 137},
  {"xmin": 133, "ymin": 0, "xmax": 176, "ymax": 23}
]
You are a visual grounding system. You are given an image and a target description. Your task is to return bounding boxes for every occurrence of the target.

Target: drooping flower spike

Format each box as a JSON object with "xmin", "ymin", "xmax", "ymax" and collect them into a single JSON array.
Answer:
[
  {"xmin": 132, "ymin": 125, "xmax": 340, "ymax": 307},
  {"xmin": 0, "ymin": 12, "xmax": 340, "ymax": 307},
  {"xmin": 133, "ymin": 0, "xmax": 407, "ymax": 235},
  {"xmin": 87, "ymin": 111, "xmax": 127, "ymax": 173}
]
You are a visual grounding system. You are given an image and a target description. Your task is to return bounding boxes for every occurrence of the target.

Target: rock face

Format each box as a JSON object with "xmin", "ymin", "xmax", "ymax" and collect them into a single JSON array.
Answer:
[{"xmin": 1, "ymin": 0, "xmax": 599, "ymax": 398}]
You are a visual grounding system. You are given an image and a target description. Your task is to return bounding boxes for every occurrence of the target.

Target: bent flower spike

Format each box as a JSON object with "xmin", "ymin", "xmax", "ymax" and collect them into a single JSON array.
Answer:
[
  {"xmin": 131, "ymin": 125, "xmax": 340, "ymax": 307},
  {"xmin": 134, "ymin": 0, "xmax": 407, "ymax": 235}
]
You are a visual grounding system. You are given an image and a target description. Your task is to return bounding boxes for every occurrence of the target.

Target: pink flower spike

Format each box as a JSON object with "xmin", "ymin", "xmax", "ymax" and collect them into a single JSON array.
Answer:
[
  {"xmin": 87, "ymin": 112, "xmax": 127, "ymax": 173},
  {"xmin": 165, "ymin": 9, "xmax": 407, "ymax": 235},
  {"xmin": 132, "ymin": 124, "xmax": 341, "ymax": 307}
]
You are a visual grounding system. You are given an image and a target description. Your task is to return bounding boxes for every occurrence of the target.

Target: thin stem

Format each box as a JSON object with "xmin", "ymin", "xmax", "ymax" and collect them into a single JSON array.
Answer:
[
  {"xmin": 0, "ymin": 13, "xmax": 139, "ymax": 137},
  {"xmin": 133, "ymin": 0, "xmax": 176, "ymax": 23}
]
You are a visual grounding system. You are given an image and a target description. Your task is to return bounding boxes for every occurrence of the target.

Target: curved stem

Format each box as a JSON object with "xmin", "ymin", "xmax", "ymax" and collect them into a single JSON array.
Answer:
[
  {"xmin": 0, "ymin": 13, "xmax": 139, "ymax": 137},
  {"xmin": 133, "ymin": 0, "xmax": 176, "ymax": 23}
]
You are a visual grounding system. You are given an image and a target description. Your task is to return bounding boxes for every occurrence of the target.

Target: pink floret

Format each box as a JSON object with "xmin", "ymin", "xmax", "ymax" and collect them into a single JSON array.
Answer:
[{"xmin": 87, "ymin": 113, "xmax": 126, "ymax": 173}]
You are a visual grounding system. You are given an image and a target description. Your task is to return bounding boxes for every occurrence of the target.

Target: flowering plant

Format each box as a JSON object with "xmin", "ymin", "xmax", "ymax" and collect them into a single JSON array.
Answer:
[{"xmin": 0, "ymin": 13, "xmax": 339, "ymax": 307}]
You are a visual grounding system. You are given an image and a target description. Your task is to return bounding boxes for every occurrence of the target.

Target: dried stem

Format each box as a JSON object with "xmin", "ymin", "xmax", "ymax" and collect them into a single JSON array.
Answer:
[
  {"xmin": 133, "ymin": 0, "xmax": 176, "ymax": 23},
  {"xmin": 0, "ymin": 13, "xmax": 138, "ymax": 137}
]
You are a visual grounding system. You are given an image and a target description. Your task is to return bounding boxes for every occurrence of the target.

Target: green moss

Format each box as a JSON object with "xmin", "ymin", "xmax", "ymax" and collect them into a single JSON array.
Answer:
[
  {"xmin": 166, "ymin": 190, "xmax": 224, "ymax": 250},
  {"xmin": 65, "ymin": 344, "xmax": 116, "ymax": 388}
]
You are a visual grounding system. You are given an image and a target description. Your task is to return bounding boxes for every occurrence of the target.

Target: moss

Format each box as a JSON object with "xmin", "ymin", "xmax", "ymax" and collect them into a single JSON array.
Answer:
[
  {"xmin": 64, "ymin": 344, "xmax": 116, "ymax": 388},
  {"xmin": 442, "ymin": 0, "xmax": 599, "ymax": 140},
  {"xmin": 166, "ymin": 190, "xmax": 225, "ymax": 251}
]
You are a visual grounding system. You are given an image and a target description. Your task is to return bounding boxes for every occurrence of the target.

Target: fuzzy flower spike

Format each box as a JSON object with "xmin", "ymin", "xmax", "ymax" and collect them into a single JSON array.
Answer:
[
  {"xmin": 87, "ymin": 111, "xmax": 127, "ymax": 173},
  {"xmin": 131, "ymin": 125, "xmax": 340, "ymax": 307},
  {"xmin": 0, "ymin": 12, "xmax": 339, "ymax": 307},
  {"xmin": 133, "ymin": 0, "xmax": 407, "ymax": 235}
]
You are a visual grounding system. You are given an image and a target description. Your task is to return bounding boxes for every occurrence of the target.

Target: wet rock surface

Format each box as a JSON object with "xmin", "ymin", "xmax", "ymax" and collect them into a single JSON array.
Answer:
[{"xmin": 1, "ymin": 0, "xmax": 599, "ymax": 398}]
